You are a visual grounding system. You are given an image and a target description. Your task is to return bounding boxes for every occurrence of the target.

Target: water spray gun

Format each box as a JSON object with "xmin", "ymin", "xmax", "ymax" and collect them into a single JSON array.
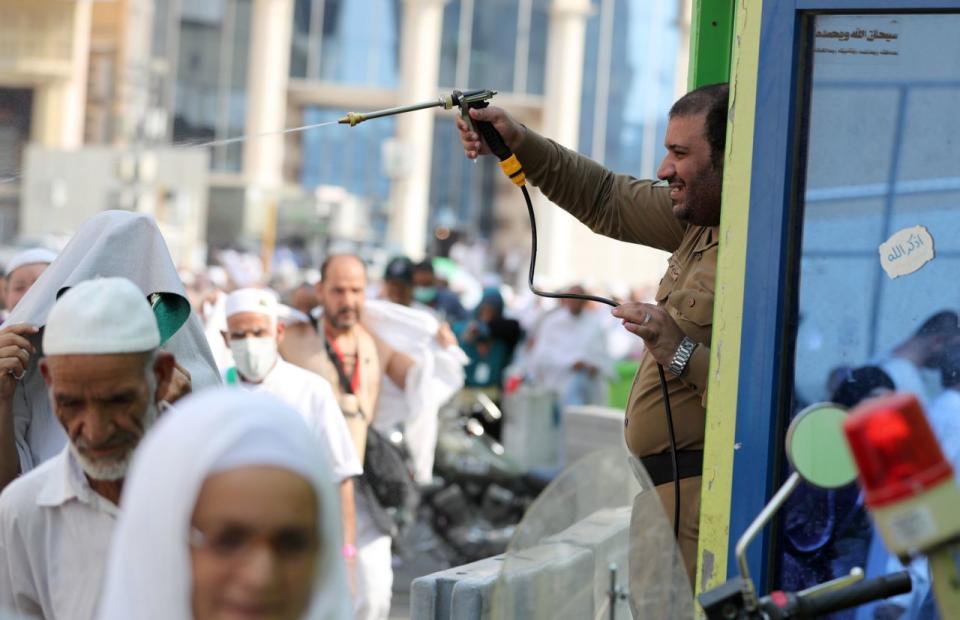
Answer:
[{"xmin": 340, "ymin": 89, "xmax": 525, "ymax": 188}]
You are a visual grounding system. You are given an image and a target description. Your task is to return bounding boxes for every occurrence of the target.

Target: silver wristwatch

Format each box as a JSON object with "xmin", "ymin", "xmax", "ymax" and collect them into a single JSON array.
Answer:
[{"xmin": 667, "ymin": 336, "xmax": 698, "ymax": 376}]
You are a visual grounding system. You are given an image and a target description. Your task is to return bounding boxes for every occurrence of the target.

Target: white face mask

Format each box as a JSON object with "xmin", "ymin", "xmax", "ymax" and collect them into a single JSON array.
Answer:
[{"xmin": 230, "ymin": 337, "xmax": 278, "ymax": 383}]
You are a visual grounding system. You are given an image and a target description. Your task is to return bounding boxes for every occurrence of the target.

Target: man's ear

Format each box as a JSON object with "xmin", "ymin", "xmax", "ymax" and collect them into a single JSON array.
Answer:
[
  {"xmin": 314, "ymin": 282, "xmax": 324, "ymax": 304},
  {"xmin": 275, "ymin": 321, "xmax": 285, "ymax": 345},
  {"xmin": 152, "ymin": 351, "xmax": 177, "ymax": 402}
]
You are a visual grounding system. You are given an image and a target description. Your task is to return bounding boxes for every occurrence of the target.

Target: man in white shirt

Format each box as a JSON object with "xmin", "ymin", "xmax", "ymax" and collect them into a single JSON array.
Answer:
[
  {"xmin": 222, "ymin": 288, "xmax": 362, "ymax": 577},
  {"xmin": 525, "ymin": 285, "xmax": 615, "ymax": 408},
  {"xmin": 0, "ymin": 277, "xmax": 176, "ymax": 620}
]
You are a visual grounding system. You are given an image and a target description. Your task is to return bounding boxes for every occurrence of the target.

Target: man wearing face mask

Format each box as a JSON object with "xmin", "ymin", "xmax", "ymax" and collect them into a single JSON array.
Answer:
[
  {"xmin": 0, "ymin": 277, "xmax": 176, "ymax": 620},
  {"xmin": 221, "ymin": 288, "xmax": 362, "ymax": 581},
  {"xmin": 411, "ymin": 259, "xmax": 468, "ymax": 323}
]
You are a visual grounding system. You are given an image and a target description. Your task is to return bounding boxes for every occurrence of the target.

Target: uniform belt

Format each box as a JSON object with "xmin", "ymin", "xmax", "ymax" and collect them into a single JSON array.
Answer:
[{"xmin": 640, "ymin": 450, "xmax": 703, "ymax": 487}]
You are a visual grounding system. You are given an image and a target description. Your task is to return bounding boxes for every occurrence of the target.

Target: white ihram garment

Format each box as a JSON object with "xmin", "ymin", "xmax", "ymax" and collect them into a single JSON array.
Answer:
[
  {"xmin": 237, "ymin": 359, "xmax": 363, "ymax": 483},
  {"xmin": 0, "ymin": 448, "xmax": 118, "ymax": 620},
  {"xmin": 526, "ymin": 307, "xmax": 615, "ymax": 406},
  {"xmin": 363, "ymin": 299, "xmax": 466, "ymax": 484}
]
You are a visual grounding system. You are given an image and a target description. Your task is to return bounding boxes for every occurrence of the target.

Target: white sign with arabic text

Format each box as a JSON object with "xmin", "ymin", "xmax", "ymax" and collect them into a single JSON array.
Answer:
[{"xmin": 878, "ymin": 225, "xmax": 934, "ymax": 279}]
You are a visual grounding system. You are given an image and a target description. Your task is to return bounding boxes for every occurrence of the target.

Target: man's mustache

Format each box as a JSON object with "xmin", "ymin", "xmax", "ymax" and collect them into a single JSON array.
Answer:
[{"xmin": 73, "ymin": 431, "xmax": 138, "ymax": 453}]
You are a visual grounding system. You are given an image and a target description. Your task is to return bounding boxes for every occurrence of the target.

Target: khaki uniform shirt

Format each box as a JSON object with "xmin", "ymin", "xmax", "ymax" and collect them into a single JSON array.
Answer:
[
  {"xmin": 515, "ymin": 131, "xmax": 717, "ymax": 458},
  {"xmin": 279, "ymin": 320, "xmax": 396, "ymax": 461}
]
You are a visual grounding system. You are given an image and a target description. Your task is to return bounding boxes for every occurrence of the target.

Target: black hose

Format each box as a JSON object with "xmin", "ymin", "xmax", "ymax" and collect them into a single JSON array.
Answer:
[
  {"xmin": 658, "ymin": 363, "xmax": 681, "ymax": 540},
  {"xmin": 520, "ymin": 183, "xmax": 681, "ymax": 540},
  {"xmin": 521, "ymin": 185, "xmax": 622, "ymax": 308}
]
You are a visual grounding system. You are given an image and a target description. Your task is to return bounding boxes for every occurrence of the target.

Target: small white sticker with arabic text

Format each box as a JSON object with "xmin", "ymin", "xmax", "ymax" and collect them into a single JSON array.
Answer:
[{"xmin": 878, "ymin": 225, "xmax": 934, "ymax": 279}]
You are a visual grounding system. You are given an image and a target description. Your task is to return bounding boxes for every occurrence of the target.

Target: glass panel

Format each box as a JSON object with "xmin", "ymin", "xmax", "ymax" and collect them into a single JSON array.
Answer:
[
  {"xmin": 438, "ymin": 0, "xmax": 461, "ymax": 87},
  {"xmin": 428, "ymin": 116, "xmax": 498, "ymax": 245},
  {"xmin": 300, "ymin": 107, "xmax": 394, "ymax": 239},
  {"xmin": 468, "ymin": 0, "xmax": 518, "ymax": 92},
  {"xmin": 173, "ymin": 12, "xmax": 224, "ymax": 149},
  {"xmin": 152, "ymin": 0, "xmax": 171, "ymax": 57},
  {"xmin": 782, "ymin": 14, "xmax": 960, "ymax": 618},
  {"xmin": 225, "ymin": 0, "xmax": 252, "ymax": 171},
  {"xmin": 525, "ymin": 0, "xmax": 549, "ymax": 95},
  {"xmin": 318, "ymin": 0, "xmax": 400, "ymax": 87},
  {"xmin": 289, "ymin": 0, "xmax": 312, "ymax": 79},
  {"xmin": 0, "ymin": 88, "xmax": 32, "ymax": 182},
  {"xmin": 578, "ymin": 0, "xmax": 681, "ymax": 176}
]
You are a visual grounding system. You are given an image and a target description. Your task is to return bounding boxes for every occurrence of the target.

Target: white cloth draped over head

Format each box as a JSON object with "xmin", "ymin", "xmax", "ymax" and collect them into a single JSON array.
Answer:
[
  {"xmin": 6, "ymin": 210, "xmax": 221, "ymax": 471},
  {"xmin": 97, "ymin": 388, "xmax": 351, "ymax": 620}
]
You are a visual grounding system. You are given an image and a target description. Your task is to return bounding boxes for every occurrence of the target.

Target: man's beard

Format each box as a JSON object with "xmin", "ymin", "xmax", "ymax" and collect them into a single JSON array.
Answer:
[
  {"xmin": 329, "ymin": 306, "xmax": 359, "ymax": 329},
  {"xmin": 670, "ymin": 165, "xmax": 722, "ymax": 227},
  {"xmin": 70, "ymin": 399, "xmax": 159, "ymax": 482}
]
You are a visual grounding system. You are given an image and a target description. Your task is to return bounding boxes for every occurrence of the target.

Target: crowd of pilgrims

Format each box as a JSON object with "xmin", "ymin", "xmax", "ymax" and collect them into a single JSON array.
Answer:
[{"xmin": 0, "ymin": 210, "xmax": 650, "ymax": 620}]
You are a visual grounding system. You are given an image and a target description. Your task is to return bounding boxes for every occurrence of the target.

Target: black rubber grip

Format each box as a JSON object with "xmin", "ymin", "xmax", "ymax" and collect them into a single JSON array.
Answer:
[
  {"xmin": 469, "ymin": 101, "xmax": 513, "ymax": 161},
  {"xmin": 796, "ymin": 572, "xmax": 912, "ymax": 617}
]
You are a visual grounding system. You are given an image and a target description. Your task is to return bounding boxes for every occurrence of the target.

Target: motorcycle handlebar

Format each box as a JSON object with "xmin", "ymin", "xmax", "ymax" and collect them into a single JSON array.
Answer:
[{"xmin": 761, "ymin": 571, "xmax": 912, "ymax": 618}]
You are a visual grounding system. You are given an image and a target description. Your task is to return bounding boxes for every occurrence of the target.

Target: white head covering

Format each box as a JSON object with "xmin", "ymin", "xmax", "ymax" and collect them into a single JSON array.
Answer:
[
  {"xmin": 7, "ymin": 211, "xmax": 222, "ymax": 473},
  {"xmin": 43, "ymin": 277, "xmax": 160, "ymax": 355},
  {"xmin": 4, "ymin": 248, "xmax": 57, "ymax": 277},
  {"xmin": 225, "ymin": 287, "xmax": 279, "ymax": 321},
  {"xmin": 97, "ymin": 388, "xmax": 350, "ymax": 620}
]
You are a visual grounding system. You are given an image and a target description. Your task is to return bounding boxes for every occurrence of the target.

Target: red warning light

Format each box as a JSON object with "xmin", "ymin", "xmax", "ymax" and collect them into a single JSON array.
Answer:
[{"xmin": 843, "ymin": 393, "xmax": 953, "ymax": 508}]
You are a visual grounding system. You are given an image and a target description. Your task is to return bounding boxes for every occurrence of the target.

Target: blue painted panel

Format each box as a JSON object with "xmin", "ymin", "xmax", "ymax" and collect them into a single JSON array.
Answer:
[
  {"xmin": 729, "ymin": 0, "xmax": 960, "ymax": 589},
  {"xmin": 728, "ymin": 0, "xmax": 803, "ymax": 585}
]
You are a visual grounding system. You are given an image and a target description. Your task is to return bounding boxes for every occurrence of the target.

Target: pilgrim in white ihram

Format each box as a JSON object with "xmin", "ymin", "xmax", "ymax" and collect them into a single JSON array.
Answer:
[{"xmin": 0, "ymin": 277, "xmax": 173, "ymax": 620}]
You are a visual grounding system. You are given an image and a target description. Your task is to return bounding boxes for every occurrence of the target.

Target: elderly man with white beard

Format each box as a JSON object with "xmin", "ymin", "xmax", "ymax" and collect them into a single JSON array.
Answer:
[{"xmin": 0, "ymin": 277, "xmax": 175, "ymax": 620}]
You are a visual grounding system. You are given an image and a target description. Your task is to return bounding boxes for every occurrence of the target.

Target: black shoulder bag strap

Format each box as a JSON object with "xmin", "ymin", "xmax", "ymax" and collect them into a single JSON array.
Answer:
[{"xmin": 324, "ymin": 330, "xmax": 403, "ymax": 536}]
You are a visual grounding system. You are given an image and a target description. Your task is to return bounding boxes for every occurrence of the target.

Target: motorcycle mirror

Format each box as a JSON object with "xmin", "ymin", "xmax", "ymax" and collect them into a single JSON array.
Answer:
[
  {"xmin": 729, "ymin": 402, "xmax": 858, "ymax": 613},
  {"xmin": 786, "ymin": 402, "xmax": 858, "ymax": 489}
]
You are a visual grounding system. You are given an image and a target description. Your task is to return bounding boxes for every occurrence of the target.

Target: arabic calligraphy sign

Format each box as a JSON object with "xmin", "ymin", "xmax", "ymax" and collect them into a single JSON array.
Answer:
[
  {"xmin": 878, "ymin": 225, "xmax": 935, "ymax": 279},
  {"xmin": 814, "ymin": 16, "xmax": 901, "ymax": 64}
]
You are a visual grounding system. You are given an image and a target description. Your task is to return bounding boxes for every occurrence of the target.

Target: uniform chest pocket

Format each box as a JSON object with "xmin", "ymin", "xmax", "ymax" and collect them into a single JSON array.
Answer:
[
  {"xmin": 655, "ymin": 259, "xmax": 681, "ymax": 303},
  {"xmin": 670, "ymin": 289, "xmax": 714, "ymax": 327}
]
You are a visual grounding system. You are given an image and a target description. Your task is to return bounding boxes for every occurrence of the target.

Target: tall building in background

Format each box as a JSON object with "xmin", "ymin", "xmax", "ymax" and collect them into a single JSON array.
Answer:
[
  {"xmin": 0, "ymin": 0, "xmax": 204, "ymax": 266},
  {"xmin": 0, "ymin": 0, "xmax": 691, "ymax": 289}
]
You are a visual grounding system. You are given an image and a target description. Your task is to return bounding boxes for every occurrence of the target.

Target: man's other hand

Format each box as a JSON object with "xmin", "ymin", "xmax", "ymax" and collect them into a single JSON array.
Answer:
[
  {"xmin": 572, "ymin": 360, "xmax": 598, "ymax": 376},
  {"xmin": 436, "ymin": 322, "xmax": 457, "ymax": 348},
  {"xmin": 612, "ymin": 303, "xmax": 687, "ymax": 368},
  {"xmin": 456, "ymin": 106, "xmax": 526, "ymax": 159},
  {"xmin": 161, "ymin": 362, "xmax": 192, "ymax": 403},
  {"xmin": 0, "ymin": 324, "xmax": 38, "ymax": 399}
]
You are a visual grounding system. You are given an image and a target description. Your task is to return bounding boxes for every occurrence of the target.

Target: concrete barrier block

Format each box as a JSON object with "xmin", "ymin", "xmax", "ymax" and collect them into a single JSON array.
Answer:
[
  {"xmin": 543, "ymin": 507, "xmax": 633, "ymax": 619},
  {"xmin": 411, "ymin": 554, "xmax": 504, "ymax": 620},
  {"xmin": 410, "ymin": 542, "xmax": 596, "ymax": 620},
  {"xmin": 492, "ymin": 542, "xmax": 595, "ymax": 619}
]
